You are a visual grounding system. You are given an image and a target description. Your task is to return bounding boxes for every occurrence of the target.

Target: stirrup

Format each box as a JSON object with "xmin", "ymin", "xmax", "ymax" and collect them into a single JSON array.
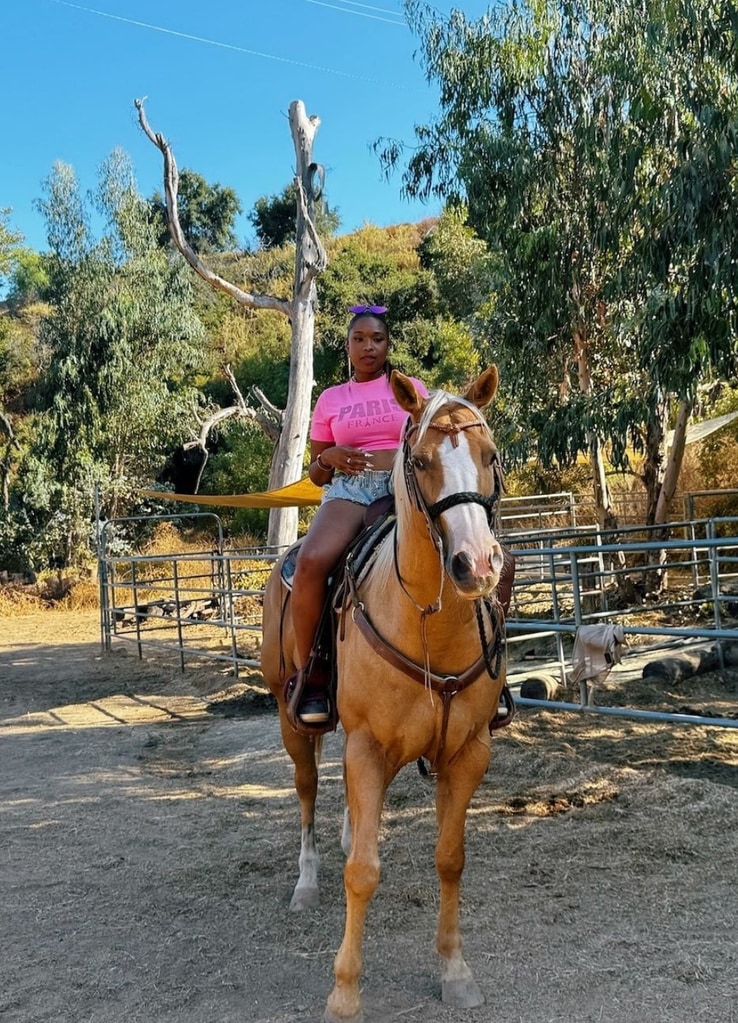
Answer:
[
  {"xmin": 489, "ymin": 685, "xmax": 516, "ymax": 731},
  {"xmin": 299, "ymin": 695, "xmax": 331, "ymax": 724},
  {"xmin": 283, "ymin": 659, "xmax": 337, "ymax": 737}
]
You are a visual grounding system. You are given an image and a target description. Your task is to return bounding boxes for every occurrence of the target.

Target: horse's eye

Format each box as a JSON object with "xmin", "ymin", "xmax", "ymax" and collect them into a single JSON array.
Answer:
[{"xmin": 412, "ymin": 455, "xmax": 426, "ymax": 471}]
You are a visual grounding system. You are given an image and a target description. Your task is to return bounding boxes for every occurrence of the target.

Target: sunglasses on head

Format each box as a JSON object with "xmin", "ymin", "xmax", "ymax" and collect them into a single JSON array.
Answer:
[{"xmin": 349, "ymin": 304, "xmax": 387, "ymax": 316}]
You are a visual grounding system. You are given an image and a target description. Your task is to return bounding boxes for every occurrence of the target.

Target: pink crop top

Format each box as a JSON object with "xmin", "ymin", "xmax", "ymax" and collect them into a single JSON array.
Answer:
[{"xmin": 310, "ymin": 375, "xmax": 428, "ymax": 451}]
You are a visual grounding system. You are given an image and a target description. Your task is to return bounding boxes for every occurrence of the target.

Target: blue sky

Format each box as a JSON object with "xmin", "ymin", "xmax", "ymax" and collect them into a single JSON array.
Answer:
[{"xmin": 2, "ymin": 0, "xmax": 489, "ymax": 256}]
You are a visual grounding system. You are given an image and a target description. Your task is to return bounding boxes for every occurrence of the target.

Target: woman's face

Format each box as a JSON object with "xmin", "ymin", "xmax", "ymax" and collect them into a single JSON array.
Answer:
[{"xmin": 347, "ymin": 315, "xmax": 390, "ymax": 381}]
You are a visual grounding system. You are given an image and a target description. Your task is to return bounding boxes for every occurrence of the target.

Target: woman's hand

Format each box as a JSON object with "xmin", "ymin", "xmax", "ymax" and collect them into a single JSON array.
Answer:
[{"xmin": 324, "ymin": 446, "xmax": 375, "ymax": 475}]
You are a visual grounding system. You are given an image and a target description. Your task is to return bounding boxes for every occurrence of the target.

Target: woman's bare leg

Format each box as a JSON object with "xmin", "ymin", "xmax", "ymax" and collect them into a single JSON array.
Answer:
[{"xmin": 291, "ymin": 499, "xmax": 367, "ymax": 667}]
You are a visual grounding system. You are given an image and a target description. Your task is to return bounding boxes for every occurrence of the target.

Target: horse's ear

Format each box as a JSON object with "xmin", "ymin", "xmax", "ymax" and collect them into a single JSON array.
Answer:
[
  {"xmin": 464, "ymin": 366, "xmax": 499, "ymax": 409},
  {"xmin": 390, "ymin": 370, "xmax": 426, "ymax": 419}
]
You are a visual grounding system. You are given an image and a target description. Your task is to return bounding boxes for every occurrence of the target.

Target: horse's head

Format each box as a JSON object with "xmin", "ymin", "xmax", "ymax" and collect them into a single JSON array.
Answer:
[{"xmin": 391, "ymin": 367, "xmax": 505, "ymax": 599}]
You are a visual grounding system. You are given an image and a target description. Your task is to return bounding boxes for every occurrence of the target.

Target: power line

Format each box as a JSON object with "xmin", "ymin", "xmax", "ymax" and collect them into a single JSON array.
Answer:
[
  {"xmin": 52, "ymin": 0, "xmax": 407, "ymax": 87},
  {"xmin": 304, "ymin": 0, "xmax": 405, "ymax": 24}
]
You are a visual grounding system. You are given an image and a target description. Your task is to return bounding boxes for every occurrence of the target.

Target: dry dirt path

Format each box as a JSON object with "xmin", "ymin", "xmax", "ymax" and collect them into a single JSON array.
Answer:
[{"xmin": 1, "ymin": 611, "xmax": 737, "ymax": 1022}]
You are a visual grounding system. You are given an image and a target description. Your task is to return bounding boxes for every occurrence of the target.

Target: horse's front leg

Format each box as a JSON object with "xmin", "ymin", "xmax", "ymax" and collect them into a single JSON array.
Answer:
[
  {"xmin": 434, "ymin": 733, "xmax": 490, "ymax": 1008},
  {"xmin": 325, "ymin": 730, "xmax": 387, "ymax": 1023},
  {"xmin": 278, "ymin": 713, "xmax": 322, "ymax": 911}
]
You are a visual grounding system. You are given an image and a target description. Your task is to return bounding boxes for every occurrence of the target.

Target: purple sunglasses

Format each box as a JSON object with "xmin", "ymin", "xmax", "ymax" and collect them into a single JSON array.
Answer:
[{"xmin": 349, "ymin": 304, "xmax": 387, "ymax": 315}]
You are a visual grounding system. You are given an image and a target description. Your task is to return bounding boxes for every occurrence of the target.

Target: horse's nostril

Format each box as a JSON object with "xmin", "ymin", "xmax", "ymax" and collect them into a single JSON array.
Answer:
[{"xmin": 451, "ymin": 551, "xmax": 473, "ymax": 579}]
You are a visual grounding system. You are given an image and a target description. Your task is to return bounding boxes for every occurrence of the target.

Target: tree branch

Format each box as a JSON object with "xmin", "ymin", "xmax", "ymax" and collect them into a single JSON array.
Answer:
[
  {"xmin": 135, "ymin": 98, "xmax": 292, "ymax": 317},
  {"xmin": 0, "ymin": 411, "xmax": 20, "ymax": 448},
  {"xmin": 295, "ymin": 175, "xmax": 328, "ymax": 280}
]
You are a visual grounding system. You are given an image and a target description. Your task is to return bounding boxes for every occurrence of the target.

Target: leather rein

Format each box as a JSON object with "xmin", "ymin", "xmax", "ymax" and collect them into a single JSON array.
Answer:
[{"xmin": 343, "ymin": 410, "xmax": 506, "ymax": 762}]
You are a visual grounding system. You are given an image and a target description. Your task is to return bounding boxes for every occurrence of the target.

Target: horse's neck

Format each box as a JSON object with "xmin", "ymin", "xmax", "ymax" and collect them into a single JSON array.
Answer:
[
  {"xmin": 393, "ymin": 500, "xmax": 443, "ymax": 606},
  {"xmin": 366, "ymin": 518, "xmax": 480, "ymax": 672}
]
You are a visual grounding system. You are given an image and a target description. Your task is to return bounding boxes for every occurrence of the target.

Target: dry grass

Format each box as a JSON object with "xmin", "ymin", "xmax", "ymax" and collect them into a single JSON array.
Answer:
[{"xmin": 0, "ymin": 573, "xmax": 100, "ymax": 615}]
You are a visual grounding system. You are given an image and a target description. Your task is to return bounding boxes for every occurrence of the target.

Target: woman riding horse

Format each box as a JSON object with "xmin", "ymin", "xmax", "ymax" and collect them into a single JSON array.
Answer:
[
  {"xmin": 262, "ymin": 366, "xmax": 511, "ymax": 1022},
  {"xmin": 286, "ymin": 305, "xmax": 427, "ymax": 727}
]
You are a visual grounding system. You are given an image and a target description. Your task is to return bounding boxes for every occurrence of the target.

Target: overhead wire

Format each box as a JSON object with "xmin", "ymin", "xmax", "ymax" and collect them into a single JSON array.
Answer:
[
  {"xmin": 304, "ymin": 0, "xmax": 405, "ymax": 25},
  {"xmin": 51, "ymin": 0, "xmax": 408, "ymax": 87}
]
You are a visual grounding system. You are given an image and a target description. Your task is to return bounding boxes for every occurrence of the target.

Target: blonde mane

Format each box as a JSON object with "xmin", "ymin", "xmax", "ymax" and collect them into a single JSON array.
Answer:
[{"xmin": 414, "ymin": 388, "xmax": 491, "ymax": 445}]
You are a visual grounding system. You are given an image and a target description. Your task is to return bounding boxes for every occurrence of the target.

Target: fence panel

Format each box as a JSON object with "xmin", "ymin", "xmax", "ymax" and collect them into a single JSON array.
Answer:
[{"xmin": 98, "ymin": 511, "xmax": 738, "ymax": 729}]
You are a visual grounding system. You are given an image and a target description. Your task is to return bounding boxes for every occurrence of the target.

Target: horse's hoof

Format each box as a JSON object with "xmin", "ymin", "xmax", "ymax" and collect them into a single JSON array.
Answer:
[
  {"xmin": 442, "ymin": 977, "xmax": 484, "ymax": 1008},
  {"xmin": 323, "ymin": 1005, "xmax": 363, "ymax": 1023},
  {"xmin": 324, "ymin": 989, "xmax": 363, "ymax": 1023},
  {"xmin": 289, "ymin": 885, "xmax": 319, "ymax": 911}
]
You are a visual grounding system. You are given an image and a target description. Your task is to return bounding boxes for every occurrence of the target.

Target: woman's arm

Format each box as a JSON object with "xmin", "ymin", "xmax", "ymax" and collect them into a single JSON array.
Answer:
[{"xmin": 308, "ymin": 440, "xmax": 336, "ymax": 485}]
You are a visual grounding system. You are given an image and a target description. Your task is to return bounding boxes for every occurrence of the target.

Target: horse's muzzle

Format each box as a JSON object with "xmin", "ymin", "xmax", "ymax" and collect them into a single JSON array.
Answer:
[{"xmin": 449, "ymin": 546, "xmax": 503, "ymax": 596}]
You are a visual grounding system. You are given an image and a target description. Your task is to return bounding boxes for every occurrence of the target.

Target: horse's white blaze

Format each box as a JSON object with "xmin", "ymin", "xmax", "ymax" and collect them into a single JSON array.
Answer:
[{"xmin": 436, "ymin": 434, "xmax": 502, "ymax": 584}]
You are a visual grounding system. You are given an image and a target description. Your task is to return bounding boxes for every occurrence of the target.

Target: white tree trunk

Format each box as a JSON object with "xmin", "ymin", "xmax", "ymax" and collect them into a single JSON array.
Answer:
[
  {"xmin": 654, "ymin": 398, "xmax": 692, "ymax": 525},
  {"xmin": 137, "ymin": 98, "xmax": 327, "ymax": 551},
  {"xmin": 266, "ymin": 101, "xmax": 327, "ymax": 549}
]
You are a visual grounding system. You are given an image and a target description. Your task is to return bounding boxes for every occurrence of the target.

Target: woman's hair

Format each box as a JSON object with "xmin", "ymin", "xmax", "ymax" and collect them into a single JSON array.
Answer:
[{"xmin": 346, "ymin": 310, "xmax": 393, "ymax": 379}]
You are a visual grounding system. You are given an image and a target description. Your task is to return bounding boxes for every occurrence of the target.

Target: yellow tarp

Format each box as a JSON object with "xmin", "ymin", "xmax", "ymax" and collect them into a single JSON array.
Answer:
[{"xmin": 141, "ymin": 477, "xmax": 323, "ymax": 509}]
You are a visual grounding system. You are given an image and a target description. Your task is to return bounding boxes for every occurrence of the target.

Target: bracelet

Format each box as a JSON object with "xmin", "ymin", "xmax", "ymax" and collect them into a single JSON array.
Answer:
[{"xmin": 316, "ymin": 453, "xmax": 333, "ymax": 473}]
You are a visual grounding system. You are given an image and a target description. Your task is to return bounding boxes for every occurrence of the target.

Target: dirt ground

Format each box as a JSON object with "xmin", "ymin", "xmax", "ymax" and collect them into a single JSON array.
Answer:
[{"xmin": 2, "ymin": 610, "xmax": 737, "ymax": 1023}]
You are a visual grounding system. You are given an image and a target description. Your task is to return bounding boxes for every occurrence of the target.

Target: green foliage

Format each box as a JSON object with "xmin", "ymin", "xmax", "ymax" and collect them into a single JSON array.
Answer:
[
  {"xmin": 395, "ymin": 0, "xmax": 738, "ymax": 515},
  {"xmin": 0, "ymin": 209, "xmax": 23, "ymax": 286},
  {"xmin": 6, "ymin": 151, "xmax": 209, "ymax": 567},
  {"xmin": 6, "ymin": 249, "xmax": 51, "ymax": 306},
  {"xmin": 150, "ymin": 169, "xmax": 242, "ymax": 252},
  {"xmin": 418, "ymin": 206, "xmax": 498, "ymax": 320},
  {"xmin": 0, "ymin": 308, "xmax": 42, "ymax": 406},
  {"xmin": 249, "ymin": 182, "xmax": 340, "ymax": 249},
  {"xmin": 204, "ymin": 423, "xmax": 275, "ymax": 537}
]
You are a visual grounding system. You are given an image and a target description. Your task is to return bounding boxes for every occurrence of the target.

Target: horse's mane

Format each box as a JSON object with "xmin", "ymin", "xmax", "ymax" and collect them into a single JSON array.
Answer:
[{"xmin": 414, "ymin": 388, "xmax": 491, "ymax": 445}]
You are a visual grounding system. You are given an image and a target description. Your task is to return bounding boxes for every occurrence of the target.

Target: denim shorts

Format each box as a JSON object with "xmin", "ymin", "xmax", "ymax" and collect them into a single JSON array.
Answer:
[{"xmin": 322, "ymin": 468, "xmax": 393, "ymax": 506}]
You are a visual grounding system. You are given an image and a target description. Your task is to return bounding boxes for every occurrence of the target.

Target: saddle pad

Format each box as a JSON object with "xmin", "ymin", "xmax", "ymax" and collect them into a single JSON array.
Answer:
[
  {"xmin": 346, "ymin": 513, "xmax": 395, "ymax": 589},
  {"xmin": 279, "ymin": 514, "xmax": 396, "ymax": 595},
  {"xmin": 279, "ymin": 539, "xmax": 304, "ymax": 592}
]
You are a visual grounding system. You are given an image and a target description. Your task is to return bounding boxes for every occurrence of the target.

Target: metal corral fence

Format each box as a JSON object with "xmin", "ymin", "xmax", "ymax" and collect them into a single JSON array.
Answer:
[
  {"xmin": 98, "ymin": 503, "xmax": 738, "ymax": 729},
  {"xmin": 98, "ymin": 513, "xmax": 275, "ymax": 674}
]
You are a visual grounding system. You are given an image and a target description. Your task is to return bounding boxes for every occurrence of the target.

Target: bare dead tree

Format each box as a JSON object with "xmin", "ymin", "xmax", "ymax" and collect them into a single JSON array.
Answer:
[
  {"xmin": 135, "ymin": 98, "xmax": 327, "ymax": 549},
  {"xmin": 0, "ymin": 410, "xmax": 20, "ymax": 511}
]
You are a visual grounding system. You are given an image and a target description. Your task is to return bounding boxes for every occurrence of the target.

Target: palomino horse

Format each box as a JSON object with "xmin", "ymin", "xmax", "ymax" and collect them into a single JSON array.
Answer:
[{"xmin": 261, "ymin": 367, "xmax": 508, "ymax": 1022}]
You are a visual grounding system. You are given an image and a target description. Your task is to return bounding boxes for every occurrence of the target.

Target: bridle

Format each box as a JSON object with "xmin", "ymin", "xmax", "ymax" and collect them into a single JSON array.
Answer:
[
  {"xmin": 343, "ymin": 403, "xmax": 507, "ymax": 765},
  {"xmin": 396, "ymin": 412, "xmax": 504, "ymax": 616},
  {"xmin": 402, "ymin": 416, "xmax": 502, "ymax": 531}
]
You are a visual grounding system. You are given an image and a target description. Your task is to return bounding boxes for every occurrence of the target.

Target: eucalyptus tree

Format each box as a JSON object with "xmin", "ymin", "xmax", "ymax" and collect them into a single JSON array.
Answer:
[
  {"xmin": 612, "ymin": 2, "xmax": 738, "ymax": 522},
  {"xmin": 390, "ymin": 0, "xmax": 738, "ymax": 525},
  {"xmin": 22, "ymin": 151, "xmax": 206, "ymax": 566}
]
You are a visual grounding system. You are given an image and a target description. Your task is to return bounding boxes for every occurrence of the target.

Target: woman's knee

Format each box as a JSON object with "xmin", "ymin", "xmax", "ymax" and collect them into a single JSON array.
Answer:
[
  {"xmin": 296, "ymin": 503, "xmax": 364, "ymax": 577},
  {"xmin": 295, "ymin": 542, "xmax": 335, "ymax": 578}
]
